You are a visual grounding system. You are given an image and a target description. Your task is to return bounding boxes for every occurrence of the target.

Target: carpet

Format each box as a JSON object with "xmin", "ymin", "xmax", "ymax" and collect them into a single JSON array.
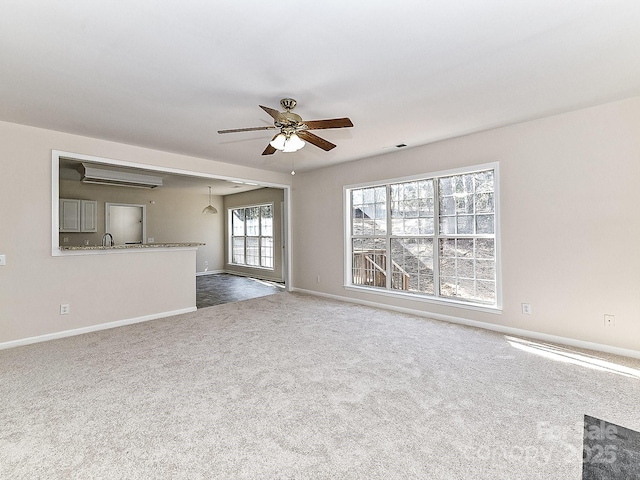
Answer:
[{"xmin": 1, "ymin": 293, "xmax": 639, "ymax": 479}]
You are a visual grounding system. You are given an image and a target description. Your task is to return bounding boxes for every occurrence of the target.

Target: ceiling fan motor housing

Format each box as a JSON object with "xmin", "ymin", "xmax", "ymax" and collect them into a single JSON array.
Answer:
[
  {"xmin": 275, "ymin": 111, "xmax": 304, "ymax": 128},
  {"xmin": 280, "ymin": 98, "xmax": 297, "ymax": 111}
]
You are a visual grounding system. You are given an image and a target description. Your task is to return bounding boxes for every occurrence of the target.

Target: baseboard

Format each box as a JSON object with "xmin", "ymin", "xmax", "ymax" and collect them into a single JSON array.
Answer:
[
  {"xmin": 196, "ymin": 270, "xmax": 225, "ymax": 277},
  {"xmin": 223, "ymin": 269, "xmax": 284, "ymax": 283},
  {"xmin": 0, "ymin": 307, "xmax": 197, "ymax": 351},
  {"xmin": 292, "ymin": 288, "xmax": 640, "ymax": 360},
  {"xmin": 195, "ymin": 270, "xmax": 284, "ymax": 283}
]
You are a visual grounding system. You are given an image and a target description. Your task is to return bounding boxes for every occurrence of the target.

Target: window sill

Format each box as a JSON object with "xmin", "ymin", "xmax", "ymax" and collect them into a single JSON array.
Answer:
[
  {"xmin": 228, "ymin": 263, "xmax": 275, "ymax": 272},
  {"xmin": 343, "ymin": 285, "xmax": 502, "ymax": 314}
]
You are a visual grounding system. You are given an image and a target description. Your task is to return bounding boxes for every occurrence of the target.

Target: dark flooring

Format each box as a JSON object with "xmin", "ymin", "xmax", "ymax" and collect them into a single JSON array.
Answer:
[
  {"xmin": 196, "ymin": 273, "xmax": 284, "ymax": 309},
  {"xmin": 583, "ymin": 415, "xmax": 640, "ymax": 479}
]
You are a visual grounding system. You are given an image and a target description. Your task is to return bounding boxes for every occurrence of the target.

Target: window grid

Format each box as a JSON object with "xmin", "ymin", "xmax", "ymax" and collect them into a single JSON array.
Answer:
[
  {"xmin": 348, "ymin": 167, "xmax": 497, "ymax": 306},
  {"xmin": 261, "ymin": 237, "xmax": 274, "ymax": 269},
  {"xmin": 230, "ymin": 203, "xmax": 274, "ymax": 270}
]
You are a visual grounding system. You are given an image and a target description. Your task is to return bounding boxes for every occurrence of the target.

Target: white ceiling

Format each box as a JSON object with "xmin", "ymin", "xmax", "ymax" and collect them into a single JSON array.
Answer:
[{"xmin": 2, "ymin": 1, "xmax": 640, "ymax": 174}]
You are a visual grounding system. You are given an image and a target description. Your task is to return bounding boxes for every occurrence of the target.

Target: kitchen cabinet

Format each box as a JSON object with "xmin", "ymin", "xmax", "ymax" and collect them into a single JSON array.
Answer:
[
  {"xmin": 59, "ymin": 199, "xmax": 97, "ymax": 232},
  {"xmin": 80, "ymin": 200, "xmax": 97, "ymax": 232}
]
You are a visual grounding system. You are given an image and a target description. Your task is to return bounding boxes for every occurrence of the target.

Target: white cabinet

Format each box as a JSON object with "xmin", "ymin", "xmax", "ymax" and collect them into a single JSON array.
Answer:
[
  {"xmin": 59, "ymin": 198, "xmax": 80, "ymax": 232},
  {"xmin": 59, "ymin": 199, "xmax": 97, "ymax": 232},
  {"xmin": 80, "ymin": 200, "xmax": 97, "ymax": 232}
]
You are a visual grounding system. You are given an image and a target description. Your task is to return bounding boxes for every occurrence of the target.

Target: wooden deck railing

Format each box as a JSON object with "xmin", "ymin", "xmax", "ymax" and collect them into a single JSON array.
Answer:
[{"xmin": 353, "ymin": 250, "xmax": 410, "ymax": 290}]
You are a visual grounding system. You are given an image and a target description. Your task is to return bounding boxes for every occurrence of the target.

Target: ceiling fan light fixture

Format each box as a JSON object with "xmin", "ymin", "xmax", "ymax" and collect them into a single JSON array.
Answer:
[
  {"xmin": 286, "ymin": 133, "xmax": 305, "ymax": 152},
  {"xmin": 270, "ymin": 133, "xmax": 287, "ymax": 150}
]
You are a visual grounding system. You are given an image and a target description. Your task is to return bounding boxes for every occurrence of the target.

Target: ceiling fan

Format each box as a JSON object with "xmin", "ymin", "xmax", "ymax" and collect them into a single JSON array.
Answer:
[{"xmin": 217, "ymin": 98, "xmax": 353, "ymax": 155}]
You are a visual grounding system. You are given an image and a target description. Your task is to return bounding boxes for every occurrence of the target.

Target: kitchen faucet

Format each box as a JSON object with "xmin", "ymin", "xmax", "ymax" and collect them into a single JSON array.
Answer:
[{"xmin": 102, "ymin": 233, "xmax": 114, "ymax": 247}]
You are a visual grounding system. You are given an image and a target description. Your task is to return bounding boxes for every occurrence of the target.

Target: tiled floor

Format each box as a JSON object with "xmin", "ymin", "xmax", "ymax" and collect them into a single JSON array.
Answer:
[{"xmin": 196, "ymin": 273, "xmax": 284, "ymax": 309}]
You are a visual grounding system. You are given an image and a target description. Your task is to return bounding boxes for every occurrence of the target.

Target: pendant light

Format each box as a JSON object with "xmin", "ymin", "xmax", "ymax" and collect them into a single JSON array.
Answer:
[{"xmin": 202, "ymin": 186, "xmax": 218, "ymax": 214}]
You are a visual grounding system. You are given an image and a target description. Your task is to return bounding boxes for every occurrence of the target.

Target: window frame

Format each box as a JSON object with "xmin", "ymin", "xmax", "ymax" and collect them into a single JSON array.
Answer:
[
  {"xmin": 343, "ymin": 162, "xmax": 502, "ymax": 313},
  {"xmin": 229, "ymin": 202, "xmax": 275, "ymax": 270}
]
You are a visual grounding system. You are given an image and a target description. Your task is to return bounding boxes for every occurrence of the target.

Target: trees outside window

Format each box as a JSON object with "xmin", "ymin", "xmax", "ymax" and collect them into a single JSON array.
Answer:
[
  {"xmin": 347, "ymin": 165, "xmax": 499, "ymax": 307},
  {"xmin": 231, "ymin": 204, "xmax": 274, "ymax": 269}
]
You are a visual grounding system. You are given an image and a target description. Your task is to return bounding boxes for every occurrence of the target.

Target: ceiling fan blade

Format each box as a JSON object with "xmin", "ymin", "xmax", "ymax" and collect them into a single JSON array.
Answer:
[
  {"xmin": 259, "ymin": 105, "xmax": 282, "ymax": 120},
  {"xmin": 303, "ymin": 117, "xmax": 353, "ymax": 130},
  {"xmin": 217, "ymin": 126, "xmax": 275, "ymax": 134},
  {"xmin": 297, "ymin": 131, "xmax": 336, "ymax": 151},
  {"xmin": 261, "ymin": 134, "xmax": 279, "ymax": 155}
]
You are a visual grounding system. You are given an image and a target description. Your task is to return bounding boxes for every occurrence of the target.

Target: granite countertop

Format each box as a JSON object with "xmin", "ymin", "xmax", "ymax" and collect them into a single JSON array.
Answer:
[{"xmin": 60, "ymin": 242, "xmax": 205, "ymax": 251}]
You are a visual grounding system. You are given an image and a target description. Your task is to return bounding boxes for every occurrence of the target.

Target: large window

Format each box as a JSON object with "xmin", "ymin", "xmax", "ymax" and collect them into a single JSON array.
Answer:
[
  {"xmin": 230, "ymin": 204, "xmax": 274, "ymax": 269},
  {"xmin": 347, "ymin": 164, "xmax": 499, "ymax": 308}
]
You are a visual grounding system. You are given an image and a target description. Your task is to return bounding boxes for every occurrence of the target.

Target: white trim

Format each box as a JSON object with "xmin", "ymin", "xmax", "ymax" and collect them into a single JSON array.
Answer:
[
  {"xmin": 196, "ymin": 269, "xmax": 225, "ymax": 277},
  {"xmin": 283, "ymin": 192, "xmax": 292, "ymax": 292},
  {"xmin": 52, "ymin": 152, "xmax": 60, "ymax": 251},
  {"xmin": 222, "ymin": 269, "xmax": 284, "ymax": 284},
  {"xmin": 291, "ymin": 287, "xmax": 640, "ymax": 360},
  {"xmin": 343, "ymin": 161, "xmax": 500, "ymax": 190},
  {"xmin": 53, "ymin": 149, "xmax": 289, "ymax": 190},
  {"xmin": 105, "ymin": 202, "xmax": 147, "ymax": 245},
  {"xmin": 52, "ymin": 149, "xmax": 292, "ymax": 271},
  {"xmin": 227, "ymin": 263, "xmax": 274, "ymax": 271},
  {"xmin": 0, "ymin": 307, "xmax": 196, "ymax": 351},
  {"xmin": 343, "ymin": 162, "xmax": 501, "ymax": 309},
  {"xmin": 343, "ymin": 184, "xmax": 351, "ymax": 293},
  {"xmin": 197, "ymin": 269, "xmax": 285, "ymax": 283},
  {"xmin": 228, "ymin": 202, "xmax": 276, "ymax": 270},
  {"xmin": 493, "ymin": 165, "xmax": 503, "ymax": 308},
  {"xmin": 344, "ymin": 284, "xmax": 502, "ymax": 314}
]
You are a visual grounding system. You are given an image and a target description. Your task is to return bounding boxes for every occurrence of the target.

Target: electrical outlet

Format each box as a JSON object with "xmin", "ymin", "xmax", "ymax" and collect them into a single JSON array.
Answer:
[
  {"xmin": 604, "ymin": 314, "xmax": 615, "ymax": 327},
  {"xmin": 63, "ymin": 237, "xmax": 69, "ymax": 243},
  {"xmin": 60, "ymin": 304, "xmax": 70, "ymax": 315},
  {"xmin": 148, "ymin": 237, "xmax": 154, "ymax": 243},
  {"xmin": 521, "ymin": 303, "xmax": 532, "ymax": 315}
]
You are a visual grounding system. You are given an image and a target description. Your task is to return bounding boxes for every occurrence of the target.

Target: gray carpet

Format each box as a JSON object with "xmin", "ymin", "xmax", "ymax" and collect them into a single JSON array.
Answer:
[{"xmin": 1, "ymin": 293, "xmax": 639, "ymax": 479}]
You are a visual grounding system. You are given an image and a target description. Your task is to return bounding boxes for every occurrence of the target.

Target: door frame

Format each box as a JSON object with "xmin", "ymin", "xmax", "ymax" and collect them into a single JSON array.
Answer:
[{"xmin": 105, "ymin": 202, "xmax": 147, "ymax": 245}]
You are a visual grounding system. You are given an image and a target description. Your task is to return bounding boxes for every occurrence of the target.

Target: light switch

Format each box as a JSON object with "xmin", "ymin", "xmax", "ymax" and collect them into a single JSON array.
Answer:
[{"xmin": 0, "ymin": 255, "xmax": 5, "ymax": 266}]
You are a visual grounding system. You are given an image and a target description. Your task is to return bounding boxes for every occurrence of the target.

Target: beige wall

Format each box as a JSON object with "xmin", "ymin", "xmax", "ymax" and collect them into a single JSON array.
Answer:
[
  {"xmin": 223, "ymin": 188, "xmax": 285, "ymax": 282},
  {"xmin": 2, "ymin": 97, "xmax": 639, "ymax": 353},
  {"xmin": 59, "ymin": 179, "xmax": 225, "ymax": 273},
  {"xmin": 291, "ymin": 97, "xmax": 640, "ymax": 352},
  {"xmin": 0, "ymin": 120, "xmax": 290, "ymax": 345}
]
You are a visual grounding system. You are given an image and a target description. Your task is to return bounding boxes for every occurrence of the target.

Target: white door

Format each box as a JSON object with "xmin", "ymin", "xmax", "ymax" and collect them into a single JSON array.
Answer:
[{"xmin": 106, "ymin": 204, "xmax": 145, "ymax": 245}]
